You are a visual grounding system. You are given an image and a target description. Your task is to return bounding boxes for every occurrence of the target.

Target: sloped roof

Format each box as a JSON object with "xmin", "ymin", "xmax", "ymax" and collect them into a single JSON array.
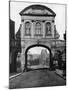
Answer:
[{"xmin": 19, "ymin": 4, "xmax": 56, "ymax": 17}]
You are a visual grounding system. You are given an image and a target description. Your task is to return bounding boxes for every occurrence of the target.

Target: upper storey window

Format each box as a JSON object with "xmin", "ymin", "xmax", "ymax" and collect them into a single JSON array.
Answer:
[
  {"xmin": 25, "ymin": 22, "xmax": 31, "ymax": 36},
  {"xmin": 35, "ymin": 21, "xmax": 42, "ymax": 36},
  {"xmin": 46, "ymin": 22, "xmax": 51, "ymax": 36}
]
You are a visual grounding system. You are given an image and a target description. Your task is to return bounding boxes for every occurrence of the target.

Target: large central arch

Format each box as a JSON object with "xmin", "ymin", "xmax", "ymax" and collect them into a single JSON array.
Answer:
[{"xmin": 25, "ymin": 44, "xmax": 52, "ymax": 71}]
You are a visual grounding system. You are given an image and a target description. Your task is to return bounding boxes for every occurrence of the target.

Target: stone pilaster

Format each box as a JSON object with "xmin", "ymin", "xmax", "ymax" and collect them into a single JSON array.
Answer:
[
  {"xmin": 42, "ymin": 20, "xmax": 45, "ymax": 38},
  {"xmin": 31, "ymin": 20, "xmax": 34, "ymax": 38},
  {"xmin": 52, "ymin": 20, "xmax": 55, "ymax": 38},
  {"xmin": 20, "ymin": 40, "xmax": 25, "ymax": 71},
  {"xmin": 21, "ymin": 20, "xmax": 24, "ymax": 39}
]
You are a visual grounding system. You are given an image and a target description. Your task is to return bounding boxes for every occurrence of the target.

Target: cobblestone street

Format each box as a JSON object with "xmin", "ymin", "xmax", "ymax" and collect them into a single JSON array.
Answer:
[{"xmin": 9, "ymin": 69, "xmax": 66, "ymax": 89}]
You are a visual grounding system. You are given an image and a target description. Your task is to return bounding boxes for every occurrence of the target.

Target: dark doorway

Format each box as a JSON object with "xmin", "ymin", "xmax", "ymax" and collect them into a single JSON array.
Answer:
[{"xmin": 25, "ymin": 44, "xmax": 52, "ymax": 71}]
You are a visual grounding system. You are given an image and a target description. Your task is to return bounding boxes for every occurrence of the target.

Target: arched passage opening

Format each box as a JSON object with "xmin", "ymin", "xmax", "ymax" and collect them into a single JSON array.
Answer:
[{"xmin": 25, "ymin": 44, "xmax": 52, "ymax": 71}]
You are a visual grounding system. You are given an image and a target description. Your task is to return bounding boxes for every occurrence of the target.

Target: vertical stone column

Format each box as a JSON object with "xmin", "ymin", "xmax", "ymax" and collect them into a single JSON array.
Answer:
[
  {"xmin": 20, "ymin": 41, "xmax": 25, "ymax": 71},
  {"xmin": 31, "ymin": 20, "xmax": 34, "ymax": 38},
  {"xmin": 20, "ymin": 20, "xmax": 25, "ymax": 71},
  {"xmin": 42, "ymin": 20, "xmax": 45, "ymax": 38},
  {"xmin": 52, "ymin": 20, "xmax": 54, "ymax": 38},
  {"xmin": 21, "ymin": 20, "xmax": 24, "ymax": 39}
]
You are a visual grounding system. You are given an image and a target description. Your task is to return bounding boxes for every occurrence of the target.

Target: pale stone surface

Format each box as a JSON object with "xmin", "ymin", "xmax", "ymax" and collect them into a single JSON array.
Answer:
[{"xmin": 19, "ymin": 5, "xmax": 65, "ymax": 71}]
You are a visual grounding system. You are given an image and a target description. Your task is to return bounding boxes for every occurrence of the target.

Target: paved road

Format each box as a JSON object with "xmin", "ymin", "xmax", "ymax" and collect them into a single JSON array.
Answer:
[{"xmin": 9, "ymin": 69, "xmax": 66, "ymax": 89}]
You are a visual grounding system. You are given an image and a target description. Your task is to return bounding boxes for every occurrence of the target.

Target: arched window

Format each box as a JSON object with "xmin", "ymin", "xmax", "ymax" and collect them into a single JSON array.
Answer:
[
  {"xmin": 25, "ymin": 22, "xmax": 31, "ymax": 35},
  {"xmin": 35, "ymin": 22, "xmax": 42, "ymax": 35},
  {"xmin": 46, "ymin": 22, "xmax": 51, "ymax": 36}
]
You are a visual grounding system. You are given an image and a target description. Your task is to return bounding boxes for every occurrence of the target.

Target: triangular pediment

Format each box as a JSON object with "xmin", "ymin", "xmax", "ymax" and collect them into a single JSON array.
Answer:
[
  {"xmin": 23, "ymin": 8, "xmax": 53, "ymax": 15},
  {"xmin": 19, "ymin": 4, "xmax": 56, "ymax": 16}
]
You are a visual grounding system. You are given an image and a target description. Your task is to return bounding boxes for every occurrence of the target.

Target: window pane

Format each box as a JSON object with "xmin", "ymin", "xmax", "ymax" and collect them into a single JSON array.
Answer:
[{"xmin": 35, "ymin": 22, "xmax": 41, "ymax": 35}]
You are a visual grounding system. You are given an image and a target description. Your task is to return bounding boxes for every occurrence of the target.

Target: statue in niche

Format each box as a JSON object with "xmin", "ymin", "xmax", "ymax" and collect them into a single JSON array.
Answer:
[{"xmin": 46, "ymin": 22, "xmax": 51, "ymax": 35}]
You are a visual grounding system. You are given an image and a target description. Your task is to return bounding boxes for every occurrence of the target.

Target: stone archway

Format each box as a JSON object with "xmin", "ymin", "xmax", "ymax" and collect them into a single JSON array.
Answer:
[{"xmin": 25, "ymin": 44, "xmax": 52, "ymax": 71}]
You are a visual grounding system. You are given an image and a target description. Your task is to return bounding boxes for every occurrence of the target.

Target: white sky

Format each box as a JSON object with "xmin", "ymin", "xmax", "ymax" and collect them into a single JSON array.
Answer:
[
  {"xmin": 10, "ymin": 1, "xmax": 66, "ymax": 40},
  {"xmin": 28, "ymin": 47, "xmax": 49, "ymax": 54}
]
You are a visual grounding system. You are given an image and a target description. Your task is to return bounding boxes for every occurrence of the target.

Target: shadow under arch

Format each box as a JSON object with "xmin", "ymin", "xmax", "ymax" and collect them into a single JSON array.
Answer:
[{"xmin": 24, "ymin": 44, "xmax": 52, "ymax": 71}]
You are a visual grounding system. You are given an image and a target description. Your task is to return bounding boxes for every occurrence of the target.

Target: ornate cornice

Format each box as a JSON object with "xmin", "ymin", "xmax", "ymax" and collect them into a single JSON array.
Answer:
[
  {"xmin": 52, "ymin": 20, "xmax": 54, "ymax": 23},
  {"xmin": 42, "ymin": 20, "xmax": 45, "ymax": 22},
  {"xmin": 21, "ymin": 19, "xmax": 24, "ymax": 22},
  {"xmin": 21, "ymin": 14, "xmax": 55, "ymax": 17},
  {"xmin": 31, "ymin": 20, "xmax": 35, "ymax": 22}
]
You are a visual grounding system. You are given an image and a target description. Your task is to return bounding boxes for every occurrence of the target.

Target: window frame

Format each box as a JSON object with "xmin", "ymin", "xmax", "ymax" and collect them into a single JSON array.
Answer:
[
  {"xmin": 35, "ymin": 21, "xmax": 42, "ymax": 36},
  {"xmin": 25, "ymin": 22, "xmax": 31, "ymax": 36}
]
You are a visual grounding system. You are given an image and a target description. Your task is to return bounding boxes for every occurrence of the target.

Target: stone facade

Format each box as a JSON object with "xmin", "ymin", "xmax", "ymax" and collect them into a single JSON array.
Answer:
[{"xmin": 18, "ymin": 4, "xmax": 64, "ymax": 71}]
